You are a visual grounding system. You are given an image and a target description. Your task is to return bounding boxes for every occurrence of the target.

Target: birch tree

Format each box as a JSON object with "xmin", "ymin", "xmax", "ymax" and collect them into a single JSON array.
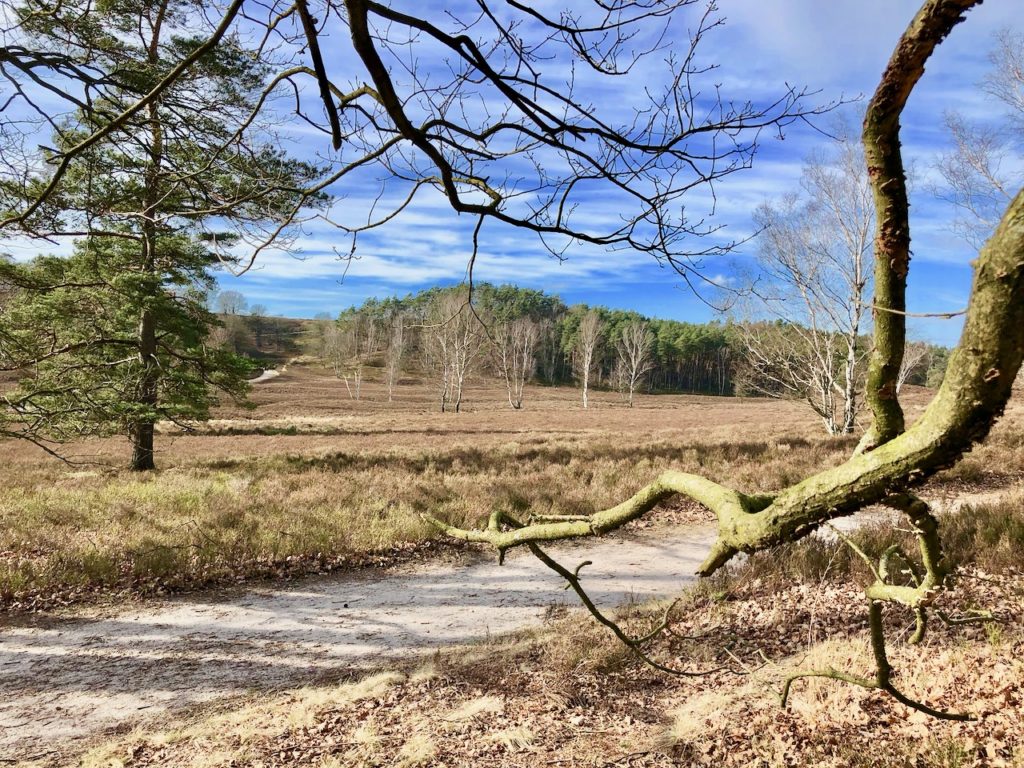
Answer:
[
  {"xmin": 935, "ymin": 29, "xmax": 1023, "ymax": 249},
  {"xmin": 334, "ymin": 313, "xmax": 381, "ymax": 400},
  {"xmin": 738, "ymin": 130, "xmax": 873, "ymax": 435},
  {"xmin": 615, "ymin": 320, "xmax": 654, "ymax": 407},
  {"xmin": 493, "ymin": 317, "xmax": 541, "ymax": 410},
  {"xmin": 385, "ymin": 314, "xmax": 405, "ymax": 402},
  {"xmin": 321, "ymin": 323, "xmax": 348, "ymax": 379},
  {"xmin": 432, "ymin": 0, "xmax": 1024, "ymax": 720},
  {"xmin": 424, "ymin": 290, "xmax": 482, "ymax": 413},
  {"xmin": 896, "ymin": 340, "xmax": 932, "ymax": 393},
  {"xmin": 574, "ymin": 310, "xmax": 603, "ymax": 410}
]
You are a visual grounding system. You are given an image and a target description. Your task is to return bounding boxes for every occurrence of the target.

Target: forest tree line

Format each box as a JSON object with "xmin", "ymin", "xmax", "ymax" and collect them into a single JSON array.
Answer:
[{"xmin": 304, "ymin": 283, "xmax": 951, "ymax": 411}]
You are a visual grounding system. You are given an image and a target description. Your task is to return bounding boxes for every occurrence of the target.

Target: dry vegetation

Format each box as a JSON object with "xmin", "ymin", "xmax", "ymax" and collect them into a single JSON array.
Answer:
[
  {"xmin": 1, "ymin": 366, "xmax": 1021, "ymax": 612},
  {"xmin": 65, "ymin": 495, "xmax": 1024, "ymax": 768},
  {"xmin": 3, "ymin": 366, "xmax": 1023, "ymax": 766}
]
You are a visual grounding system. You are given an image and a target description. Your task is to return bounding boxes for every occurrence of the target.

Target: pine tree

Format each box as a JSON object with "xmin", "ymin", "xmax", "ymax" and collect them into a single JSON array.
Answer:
[{"xmin": 0, "ymin": 0, "xmax": 325, "ymax": 468}]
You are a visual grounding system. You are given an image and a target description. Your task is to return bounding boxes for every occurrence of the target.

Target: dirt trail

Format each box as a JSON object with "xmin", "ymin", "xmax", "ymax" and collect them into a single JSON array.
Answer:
[
  {"xmin": 0, "ymin": 525, "xmax": 716, "ymax": 760},
  {"xmin": 0, "ymin": 490, "xmax": 1009, "ymax": 761}
]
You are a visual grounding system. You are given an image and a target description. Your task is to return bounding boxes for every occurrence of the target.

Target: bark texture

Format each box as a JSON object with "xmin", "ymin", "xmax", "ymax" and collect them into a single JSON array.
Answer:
[
  {"xmin": 432, "ymin": 187, "xmax": 1024, "ymax": 568},
  {"xmin": 130, "ymin": 0, "xmax": 170, "ymax": 472},
  {"xmin": 860, "ymin": 0, "xmax": 982, "ymax": 450}
]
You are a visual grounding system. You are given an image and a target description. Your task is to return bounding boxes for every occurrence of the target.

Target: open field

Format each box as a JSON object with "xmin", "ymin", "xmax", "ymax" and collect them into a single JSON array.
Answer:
[
  {"xmin": 2, "ymin": 366, "xmax": 1023, "ymax": 765},
  {"xmin": 14, "ymin": 365, "xmax": 1020, "ymax": 611},
  {"xmin": 1, "ymin": 365, "xmax": 1021, "ymax": 611}
]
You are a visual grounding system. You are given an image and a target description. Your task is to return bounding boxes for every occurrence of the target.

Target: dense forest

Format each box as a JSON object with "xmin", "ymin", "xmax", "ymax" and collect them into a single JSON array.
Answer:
[{"xmin": 302, "ymin": 283, "xmax": 950, "ymax": 404}]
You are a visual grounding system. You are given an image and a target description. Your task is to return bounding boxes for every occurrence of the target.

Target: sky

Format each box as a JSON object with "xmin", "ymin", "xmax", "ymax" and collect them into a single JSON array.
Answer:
[{"xmin": 7, "ymin": 1, "xmax": 1023, "ymax": 345}]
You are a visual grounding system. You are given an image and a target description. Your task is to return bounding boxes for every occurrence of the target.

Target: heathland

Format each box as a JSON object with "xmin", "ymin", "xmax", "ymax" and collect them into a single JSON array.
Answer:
[
  {"xmin": 1, "ymin": 364, "xmax": 1022, "ymax": 766},
  {"xmin": 2, "ymin": 361, "xmax": 1011, "ymax": 612}
]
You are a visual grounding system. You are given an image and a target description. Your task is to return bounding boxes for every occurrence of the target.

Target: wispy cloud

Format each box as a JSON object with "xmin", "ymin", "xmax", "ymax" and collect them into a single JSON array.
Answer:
[{"xmin": 4, "ymin": 0, "xmax": 1014, "ymax": 352}]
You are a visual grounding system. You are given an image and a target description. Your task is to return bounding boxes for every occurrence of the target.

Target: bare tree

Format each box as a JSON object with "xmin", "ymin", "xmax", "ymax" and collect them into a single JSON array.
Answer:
[
  {"xmin": 615, "ymin": 321, "xmax": 654, "ymax": 407},
  {"xmin": 985, "ymin": 29, "xmax": 1024, "ymax": 127},
  {"xmin": 934, "ymin": 30, "xmax": 1023, "ymax": 249},
  {"xmin": 0, "ymin": 1, "xmax": 828, "ymax": 285},
  {"xmin": 321, "ymin": 322, "xmax": 348, "ymax": 379},
  {"xmin": 385, "ymin": 313, "xmax": 405, "ymax": 403},
  {"xmin": 424, "ymin": 290, "xmax": 482, "ymax": 413},
  {"xmin": 936, "ymin": 112, "xmax": 1019, "ymax": 249},
  {"xmin": 6, "ymin": 0, "xmax": 1023, "ymax": 723},
  {"xmin": 738, "ymin": 129, "xmax": 873, "ymax": 435},
  {"xmin": 0, "ymin": 0, "xmax": 826, "ymax": 469},
  {"xmin": 333, "ymin": 313, "xmax": 381, "ymax": 400},
  {"xmin": 493, "ymin": 317, "xmax": 541, "ymax": 410},
  {"xmin": 573, "ymin": 311, "xmax": 604, "ymax": 410},
  {"xmin": 216, "ymin": 291, "xmax": 250, "ymax": 355},
  {"xmin": 432, "ymin": 0, "xmax": 1024, "ymax": 720},
  {"xmin": 207, "ymin": 319, "xmax": 244, "ymax": 353},
  {"xmin": 217, "ymin": 291, "xmax": 248, "ymax": 316},
  {"xmin": 896, "ymin": 340, "xmax": 932, "ymax": 393}
]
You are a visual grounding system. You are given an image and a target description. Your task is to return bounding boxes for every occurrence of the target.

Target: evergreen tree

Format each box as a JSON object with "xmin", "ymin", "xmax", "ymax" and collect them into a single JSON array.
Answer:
[
  {"xmin": 1, "ymin": 237, "xmax": 251, "ymax": 452},
  {"xmin": 0, "ymin": 0, "xmax": 324, "ymax": 468}
]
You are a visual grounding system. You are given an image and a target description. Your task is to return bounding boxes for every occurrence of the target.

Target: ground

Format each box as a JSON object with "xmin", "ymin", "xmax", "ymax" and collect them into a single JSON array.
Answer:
[
  {"xmin": 1, "ymin": 366, "xmax": 1022, "ymax": 766},
  {"xmin": 1, "ymin": 364, "xmax": 915, "ymax": 611}
]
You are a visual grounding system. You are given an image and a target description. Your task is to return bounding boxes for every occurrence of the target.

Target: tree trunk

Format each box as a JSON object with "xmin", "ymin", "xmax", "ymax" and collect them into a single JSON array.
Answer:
[
  {"xmin": 130, "ymin": 306, "xmax": 158, "ymax": 472},
  {"xmin": 842, "ymin": 339, "xmax": 859, "ymax": 434},
  {"xmin": 860, "ymin": 0, "xmax": 981, "ymax": 449},
  {"xmin": 130, "ymin": 1, "xmax": 169, "ymax": 472}
]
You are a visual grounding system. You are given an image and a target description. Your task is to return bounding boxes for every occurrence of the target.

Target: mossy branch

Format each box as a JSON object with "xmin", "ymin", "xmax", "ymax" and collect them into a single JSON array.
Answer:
[
  {"xmin": 423, "ymin": 469, "xmax": 763, "ymax": 571},
  {"xmin": 860, "ymin": 0, "xmax": 984, "ymax": 450},
  {"xmin": 782, "ymin": 600, "xmax": 974, "ymax": 721},
  {"xmin": 785, "ymin": 494, "xmax": 978, "ymax": 720},
  {"xmin": 425, "ymin": 0, "xmax": 1024, "ymax": 721}
]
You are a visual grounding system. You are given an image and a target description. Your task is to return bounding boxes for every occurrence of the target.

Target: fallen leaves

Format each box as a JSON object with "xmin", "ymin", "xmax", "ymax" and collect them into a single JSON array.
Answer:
[{"xmin": 65, "ymin": 566, "xmax": 1023, "ymax": 768}]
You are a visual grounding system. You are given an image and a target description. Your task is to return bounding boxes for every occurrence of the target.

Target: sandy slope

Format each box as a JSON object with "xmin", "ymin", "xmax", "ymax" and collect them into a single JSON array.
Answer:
[
  {"xmin": 0, "ymin": 525, "xmax": 716, "ymax": 760},
  {"xmin": 248, "ymin": 368, "xmax": 281, "ymax": 385}
]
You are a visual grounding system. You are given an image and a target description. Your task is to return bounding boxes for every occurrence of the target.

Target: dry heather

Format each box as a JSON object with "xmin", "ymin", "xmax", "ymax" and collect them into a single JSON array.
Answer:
[
  {"xmin": 68, "ymin": 496, "xmax": 1024, "ymax": 768},
  {"xmin": 1, "ymin": 366, "xmax": 1022, "ymax": 612}
]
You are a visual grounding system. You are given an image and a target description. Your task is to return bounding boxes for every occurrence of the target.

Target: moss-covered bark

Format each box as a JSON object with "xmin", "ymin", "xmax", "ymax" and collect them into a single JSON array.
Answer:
[
  {"xmin": 428, "ymin": 0, "xmax": 1021, "ymax": 718},
  {"xmin": 430, "ymin": 0, "xmax": 1024, "ymax": 577},
  {"xmin": 860, "ymin": 0, "xmax": 981, "ymax": 450},
  {"xmin": 432, "ymin": 186, "xmax": 1024, "ymax": 571}
]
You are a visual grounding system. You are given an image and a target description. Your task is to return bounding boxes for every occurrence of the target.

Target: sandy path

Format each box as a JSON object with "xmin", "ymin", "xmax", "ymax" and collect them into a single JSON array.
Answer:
[
  {"xmin": 0, "ymin": 525, "xmax": 716, "ymax": 760},
  {"xmin": 0, "ymin": 489, "xmax": 1010, "ymax": 761},
  {"xmin": 248, "ymin": 368, "xmax": 281, "ymax": 385}
]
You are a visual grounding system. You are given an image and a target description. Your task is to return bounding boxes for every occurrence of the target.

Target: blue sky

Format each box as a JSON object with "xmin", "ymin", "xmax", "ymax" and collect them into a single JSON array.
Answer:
[
  {"xmin": 6, "ymin": 1, "xmax": 1020, "ymax": 345},
  {"xmin": 211, "ymin": 0, "xmax": 1024, "ymax": 346}
]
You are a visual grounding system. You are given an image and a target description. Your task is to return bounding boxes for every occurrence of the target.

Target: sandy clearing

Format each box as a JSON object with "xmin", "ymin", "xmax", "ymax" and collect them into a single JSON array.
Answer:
[
  {"xmin": 0, "ymin": 490, "xmax": 1009, "ymax": 761},
  {"xmin": 248, "ymin": 369, "xmax": 281, "ymax": 385},
  {"xmin": 0, "ymin": 525, "xmax": 716, "ymax": 760}
]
